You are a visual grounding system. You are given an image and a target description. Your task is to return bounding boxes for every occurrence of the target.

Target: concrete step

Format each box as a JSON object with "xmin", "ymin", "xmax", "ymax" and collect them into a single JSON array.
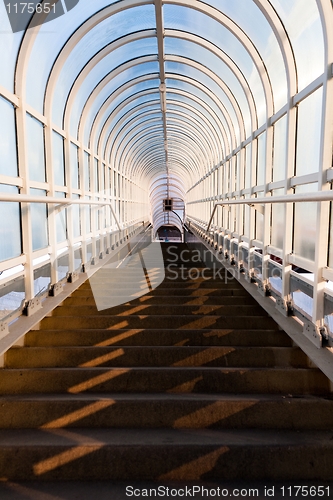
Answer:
[
  {"xmin": 0, "ymin": 428, "xmax": 333, "ymax": 481},
  {"xmin": 70, "ymin": 287, "xmax": 249, "ymax": 298},
  {"xmin": 0, "ymin": 394, "xmax": 332, "ymax": 430},
  {"xmin": 50, "ymin": 304, "xmax": 268, "ymax": 317},
  {"xmin": 5, "ymin": 346, "xmax": 309, "ymax": 369},
  {"xmin": 39, "ymin": 315, "xmax": 279, "ymax": 331},
  {"xmin": 26, "ymin": 328, "xmax": 293, "ymax": 347},
  {"xmin": 79, "ymin": 281, "xmax": 244, "ymax": 290},
  {"xmin": 0, "ymin": 367, "xmax": 329, "ymax": 396},
  {"xmin": 64, "ymin": 295, "xmax": 257, "ymax": 307}
]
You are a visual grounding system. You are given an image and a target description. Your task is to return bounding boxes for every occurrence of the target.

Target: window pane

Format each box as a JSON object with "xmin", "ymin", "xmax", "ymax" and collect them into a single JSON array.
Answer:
[
  {"xmin": 72, "ymin": 194, "xmax": 81, "ymax": 239},
  {"xmin": 295, "ymin": 88, "xmax": 323, "ymax": 176},
  {"xmin": 273, "ymin": 115, "xmax": 287, "ymax": 182},
  {"xmin": 0, "ymin": 97, "xmax": 18, "ymax": 177},
  {"xmin": 202, "ymin": 0, "xmax": 288, "ymax": 110},
  {"xmin": 0, "ymin": 184, "xmax": 21, "ymax": 262},
  {"xmin": 271, "ymin": 188, "xmax": 285, "ymax": 249},
  {"xmin": 55, "ymin": 192, "xmax": 67, "ymax": 243},
  {"xmin": 69, "ymin": 39, "xmax": 158, "ymax": 137},
  {"xmin": 52, "ymin": 132, "xmax": 65, "ymax": 186},
  {"xmin": 26, "ymin": 115, "xmax": 46, "ymax": 182},
  {"xmin": 257, "ymin": 132, "xmax": 266, "ymax": 185},
  {"xmin": 70, "ymin": 143, "xmax": 79, "ymax": 189},
  {"xmin": 0, "ymin": 5, "xmax": 23, "ymax": 92},
  {"xmin": 84, "ymin": 152, "xmax": 90, "ymax": 191},
  {"xmin": 164, "ymin": 9, "xmax": 267, "ymax": 127},
  {"xmin": 294, "ymin": 183, "xmax": 317, "ymax": 261},
  {"xmin": 51, "ymin": 5, "xmax": 156, "ymax": 127},
  {"xmin": 270, "ymin": 0, "xmax": 324, "ymax": 92},
  {"xmin": 30, "ymin": 189, "xmax": 48, "ymax": 251}
]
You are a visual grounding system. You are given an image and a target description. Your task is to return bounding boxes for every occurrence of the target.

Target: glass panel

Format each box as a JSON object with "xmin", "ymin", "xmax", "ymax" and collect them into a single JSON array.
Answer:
[
  {"xmin": 93, "ymin": 158, "xmax": 99, "ymax": 196},
  {"xmin": 0, "ymin": 96, "xmax": 18, "ymax": 177},
  {"xmin": 57, "ymin": 253, "xmax": 69, "ymax": 281},
  {"xmin": 91, "ymin": 79, "xmax": 160, "ymax": 152},
  {"xmin": 294, "ymin": 183, "xmax": 318, "ymax": 261},
  {"xmin": 257, "ymin": 132, "xmax": 266, "ymax": 185},
  {"xmin": 273, "ymin": 115, "xmax": 287, "ymax": 182},
  {"xmin": 51, "ymin": 6, "xmax": 156, "ymax": 126},
  {"xmin": 166, "ymin": 78, "xmax": 232, "ymax": 147},
  {"xmin": 0, "ymin": 276, "xmax": 25, "ymax": 321},
  {"xmin": 103, "ymin": 94, "xmax": 160, "ymax": 152},
  {"xmin": 165, "ymin": 61, "xmax": 242, "ymax": 144},
  {"xmin": 69, "ymin": 38, "xmax": 158, "ymax": 136},
  {"xmin": 72, "ymin": 194, "xmax": 81, "ymax": 239},
  {"xmin": 0, "ymin": 184, "xmax": 21, "ymax": 262},
  {"xmin": 204, "ymin": 0, "xmax": 287, "ymax": 110},
  {"xmin": 30, "ymin": 189, "xmax": 48, "ymax": 251},
  {"xmin": 70, "ymin": 142, "xmax": 79, "ymax": 189},
  {"xmin": 25, "ymin": 1, "xmax": 145, "ymax": 112},
  {"xmin": 34, "ymin": 264, "xmax": 51, "ymax": 297},
  {"xmin": 52, "ymin": 131, "xmax": 65, "ymax": 186},
  {"xmin": 74, "ymin": 247, "xmax": 82, "ymax": 271},
  {"xmin": 164, "ymin": 10, "xmax": 266, "ymax": 127},
  {"xmin": 255, "ymin": 192, "xmax": 264, "ymax": 242},
  {"xmin": 85, "ymin": 197, "xmax": 91, "ymax": 234},
  {"xmin": 0, "ymin": 3, "xmax": 23, "ymax": 92},
  {"xmin": 271, "ymin": 188, "xmax": 285, "ymax": 249},
  {"xmin": 55, "ymin": 192, "xmax": 67, "ymax": 243},
  {"xmin": 26, "ymin": 114, "xmax": 46, "ymax": 182},
  {"xmin": 270, "ymin": 0, "xmax": 324, "ymax": 92},
  {"xmin": 83, "ymin": 152, "xmax": 90, "ymax": 191},
  {"xmin": 295, "ymin": 88, "xmax": 323, "ymax": 176}
]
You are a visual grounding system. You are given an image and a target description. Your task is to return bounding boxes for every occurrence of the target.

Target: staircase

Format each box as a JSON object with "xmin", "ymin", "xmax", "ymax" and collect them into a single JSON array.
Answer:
[{"xmin": 0, "ymin": 242, "xmax": 333, "ymax": 482}]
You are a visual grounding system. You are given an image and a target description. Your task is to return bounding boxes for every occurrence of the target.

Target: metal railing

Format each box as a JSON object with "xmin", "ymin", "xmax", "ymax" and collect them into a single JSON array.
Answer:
[{"xmin": 187, "ymin": 191, "xmax": 333, "ymax": 352}]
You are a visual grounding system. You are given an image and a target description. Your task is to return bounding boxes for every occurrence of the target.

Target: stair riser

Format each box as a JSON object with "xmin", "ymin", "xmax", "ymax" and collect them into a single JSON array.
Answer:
[
  {"xmin": 1, "ymin": 445, "xmax": 333, "ymax": 481},
  {"xmin": 1, "ymin": 399, "xmax": 332, "ymax": 430},
  {"xmin": 6, "ymin": 347, "xmax": 309, "ymax": 369},
  {"xmin": 70, "ymin": 288, "xmax": 249, "ymax": 297},
  {"xmin": 50, "ymin": 305, "xmax": 267, "ymax": 317},
  {"xmin": 64, "ymin": 296, "xmax": 257, "ymax": 306},
  {"xmin": 25, "ymin": 329, "xmax": 293, "ymax": 348},
  {"xmin": 80, "ymin": 281, "xmax": 244, "ymax": 289},
  {"xmin": 0, "ymin": 369, "xmax": 329, "ymax": 395},
  {"xmin": 40, "ymin": 316, "xmax": 279, "ymax": 331}
]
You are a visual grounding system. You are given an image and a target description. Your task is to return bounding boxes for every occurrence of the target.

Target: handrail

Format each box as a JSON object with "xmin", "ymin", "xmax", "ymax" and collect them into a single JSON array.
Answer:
[
  {"xmin": 207, "ymin": 190, "xmax": 333, "ymax": 231},
  {"xmin": 0, "ymin": 194, "xmax": 122, "ymax": 231}
]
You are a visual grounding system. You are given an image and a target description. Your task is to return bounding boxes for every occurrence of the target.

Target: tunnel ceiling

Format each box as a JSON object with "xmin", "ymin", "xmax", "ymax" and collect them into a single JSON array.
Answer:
[{"xmin": 2, "ymin": 0, "xmax": 326, "ymax": 231}]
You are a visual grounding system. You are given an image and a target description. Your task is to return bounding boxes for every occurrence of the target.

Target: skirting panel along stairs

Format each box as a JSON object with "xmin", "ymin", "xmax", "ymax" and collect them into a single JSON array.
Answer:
[{"xmin": 0, "ymin": 243, "xmax": 333, "ymax": 481}]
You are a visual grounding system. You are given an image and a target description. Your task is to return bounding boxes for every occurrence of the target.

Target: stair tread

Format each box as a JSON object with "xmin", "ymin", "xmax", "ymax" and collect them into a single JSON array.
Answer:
[
  {"xmin": 1, "ymin": 428, "xmax": 333, "ymax": 447},
  {"xmin": 0, "ymin": 392, "xmax": 330, "ymax": 402}
]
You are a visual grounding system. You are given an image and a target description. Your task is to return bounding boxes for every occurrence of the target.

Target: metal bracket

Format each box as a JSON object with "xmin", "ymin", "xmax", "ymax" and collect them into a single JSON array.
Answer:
[
  {"xmin": 23, "ymin": 298, "xmax": 42, "ymax": 317},
  {"xmin": 0, "ymin": 321, "xmax": 9, "ymax": 339},
  {"xmin": 275, "ymin": 297, "xmax": 293, "ymax": 317},
  {"xmin": 67, "ymin": 272, "xmax": 79, "ymax": 284},
  {"xmin": 319, "ymin": 325, "xmax": 329, "ymax": 347},
  {"xmin": 303, "ymin": 321, "xmax": 323, "ymax": 348},
  {"xmin": 82, "ymin": 263, "xmax": 90, "ymax": 273},
  {"xmin": 49, "ymin": 283, "xmax": 63, "ymax": 297},
  {"xmin": 258, "ymin": 281, "xmax": 271, "ymax": 297}
]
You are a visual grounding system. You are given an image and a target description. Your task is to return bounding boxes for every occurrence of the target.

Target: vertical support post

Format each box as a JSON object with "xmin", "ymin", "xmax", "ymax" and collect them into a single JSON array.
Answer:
[{"xmin": 16, "ymin": 103, "xmax": 34, "ymax": 302}]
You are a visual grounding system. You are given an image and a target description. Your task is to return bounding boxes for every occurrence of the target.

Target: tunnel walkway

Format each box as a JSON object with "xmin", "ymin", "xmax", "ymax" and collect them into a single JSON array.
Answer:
[{"xmin": 0, "ymin": 244, "xmax": 332, "ymax": 482}]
